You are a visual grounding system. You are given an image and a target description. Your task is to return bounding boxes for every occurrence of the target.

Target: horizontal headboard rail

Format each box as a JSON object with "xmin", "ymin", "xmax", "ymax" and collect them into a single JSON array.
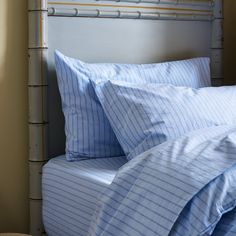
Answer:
[
  {"xmin": 48, "ymin": 8, "xmax": 213, "ymax": 21},
  {"xmin": 50, "ymin": 0, "xmax": 213, "ymax": 6},
  {"xmin": 48, "ymin": 0, "xmax": 214, "ymax": 20},
  {"xmin": 95, "ymin": 0, "xmax": 214, "ymax": 7}
]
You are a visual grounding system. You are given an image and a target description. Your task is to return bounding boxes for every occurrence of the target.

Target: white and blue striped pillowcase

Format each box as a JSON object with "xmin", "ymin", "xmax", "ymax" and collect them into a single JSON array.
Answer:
[
  {"xmin": 55, "ymin": 50, "xmax": 211, "ymax": 161},
  {"xmin": 93, "ymin": 81, "xmax": 236, "ymax": 160},
  {"xmin": 55, "ymin": 52, "xmax": 124, "ymax": 161}
]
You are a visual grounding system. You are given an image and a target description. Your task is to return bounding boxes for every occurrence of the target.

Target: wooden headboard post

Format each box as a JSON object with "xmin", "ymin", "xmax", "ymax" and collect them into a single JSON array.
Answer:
[
  {"xmin": 211, "ymin": 0, "xmax": 224, "ymax": 86},
  {"xmin": 28, "ymin": 0, "xmax": 48, "ymax": 235},
  {"xmin": 28, "ymin": 0, "xmax": 222, "ymax": 235}
]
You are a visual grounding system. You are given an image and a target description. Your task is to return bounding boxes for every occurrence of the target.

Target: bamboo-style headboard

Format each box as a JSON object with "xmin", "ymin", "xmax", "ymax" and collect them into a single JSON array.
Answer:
[{"xmin": 28, "ymin": 0, "xmax": 223, "ymax": 235}]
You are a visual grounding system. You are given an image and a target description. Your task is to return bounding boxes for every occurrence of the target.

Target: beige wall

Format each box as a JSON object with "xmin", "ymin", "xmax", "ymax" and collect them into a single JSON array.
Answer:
[
  {"xmin": 0, "ymin": 0, "xmax": 235, "ymax": 234},
  {"xmin": 0, "ymin": 0, "xmax": 28, "ymax": 233}
]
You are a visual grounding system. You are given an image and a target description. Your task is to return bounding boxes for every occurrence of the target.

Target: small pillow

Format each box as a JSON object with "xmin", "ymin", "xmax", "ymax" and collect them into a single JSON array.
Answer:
[
  {"xmin": 55, "ymin": 50, "xmax": 211, "ymax": 161},
  {"xmin": 93, "ymin": 81, "xmax": 236, "ymax": 160}
]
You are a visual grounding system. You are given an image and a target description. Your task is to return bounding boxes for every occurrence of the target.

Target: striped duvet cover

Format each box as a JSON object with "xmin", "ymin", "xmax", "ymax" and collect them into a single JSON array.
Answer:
[{"xmin": 88, "ymin": 124, "xmax": 236, "ymax": 236}]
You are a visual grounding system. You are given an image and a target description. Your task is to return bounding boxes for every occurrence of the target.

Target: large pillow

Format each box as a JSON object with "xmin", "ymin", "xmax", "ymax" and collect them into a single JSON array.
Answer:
[
  {"xmin": 93, "ymin": 81, "xmax": 236, "ymax": 160},
  {"xmin": 55, "ymin": 50, "xmax": 211, "ymax": 161}
]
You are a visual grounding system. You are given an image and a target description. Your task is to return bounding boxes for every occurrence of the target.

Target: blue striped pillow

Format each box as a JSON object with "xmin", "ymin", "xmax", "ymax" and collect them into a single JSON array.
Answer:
[
  {"xmin": 55, "ymin": 50, "xmax": 211, "ymax": 161},
  {"xmin": 93, "ymin": 81, "xmax": 236, "ymax": 160}
]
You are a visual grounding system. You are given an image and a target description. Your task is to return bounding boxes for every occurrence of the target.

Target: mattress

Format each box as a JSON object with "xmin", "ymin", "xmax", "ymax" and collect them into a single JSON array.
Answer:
[{"xmin": 42, "ymin": 155, "xmax": 127, "ymax": 236}]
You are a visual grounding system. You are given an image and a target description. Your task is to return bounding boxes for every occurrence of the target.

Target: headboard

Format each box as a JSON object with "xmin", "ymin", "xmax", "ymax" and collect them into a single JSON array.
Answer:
[{"xmin": 28, "ymin": 0, "xmax": 223, "ymax": 235}]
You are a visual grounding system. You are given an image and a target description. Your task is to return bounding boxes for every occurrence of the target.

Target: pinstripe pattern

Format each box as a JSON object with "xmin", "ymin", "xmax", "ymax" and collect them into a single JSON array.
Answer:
[
  {"xmin": 88, "ymin": 125, "xmax": 236, "ymax": 236},
  {"xmin": 42, "ymin": 155, "xmax": 127, "ymax": 236},
  {"xmin": 170, "ymin": 164, "xmax": 236, "ymax": 235},
  {"xmin": 212, "ymin": 208, "xmax": 236, "ymax": 236},
  {"xmin": 93, "ymin": 82, "xmax": 236, "ymax": 160},
  {"xmin": 54, "ymin": 50, "xmax": 211, "ymax": 161}
]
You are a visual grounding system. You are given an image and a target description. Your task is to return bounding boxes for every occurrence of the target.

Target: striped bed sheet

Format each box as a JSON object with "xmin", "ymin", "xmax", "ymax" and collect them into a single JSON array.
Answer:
[
  {"xmin": 88, "ymin": 125, "xmax": 236, "ymax": 236},
  {"xmin": 42, "ymin": 155, "xmax": 127, "ymax": 236}
]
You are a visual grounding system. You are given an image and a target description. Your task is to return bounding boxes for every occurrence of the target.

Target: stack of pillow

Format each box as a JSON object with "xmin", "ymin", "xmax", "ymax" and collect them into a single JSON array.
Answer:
[{"xmin": 55, "ymin": 51, "xmax": 236, "ymax": 161}]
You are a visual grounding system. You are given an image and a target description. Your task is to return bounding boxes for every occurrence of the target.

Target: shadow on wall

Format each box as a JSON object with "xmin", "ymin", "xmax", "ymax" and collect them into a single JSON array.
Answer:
[
  {"xmin": 134, "ymin": 21, "xmax": 210, "ymax": 63},
  {"xmin": 224, "ymin": 0, "xmax": 236, "ymax": 85},
  {"xmin": 0, "ymin": 0, "xmax": 29, "ymax": 233}
]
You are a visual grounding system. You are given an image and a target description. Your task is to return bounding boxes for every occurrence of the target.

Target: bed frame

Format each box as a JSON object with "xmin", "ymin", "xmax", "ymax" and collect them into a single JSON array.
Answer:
[{"xmin": 28, "ymin": 0, "xmax": 223, "ymax": 235}]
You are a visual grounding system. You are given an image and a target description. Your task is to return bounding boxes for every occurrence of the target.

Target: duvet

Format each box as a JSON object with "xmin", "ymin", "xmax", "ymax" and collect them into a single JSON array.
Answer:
[{"xmin": 88, "ymin": 125, "xmax": 236, "ymax": 236}]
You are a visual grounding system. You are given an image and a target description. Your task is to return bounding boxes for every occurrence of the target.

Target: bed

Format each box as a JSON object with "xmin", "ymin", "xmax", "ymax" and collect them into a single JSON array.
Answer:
[
  {"xmin": 42, "ymin": 156, "xmax": 127, "ymax": 236},
  {"xmin": 28, "ymin": 0, "xmax": 226, "ymax": 235}
]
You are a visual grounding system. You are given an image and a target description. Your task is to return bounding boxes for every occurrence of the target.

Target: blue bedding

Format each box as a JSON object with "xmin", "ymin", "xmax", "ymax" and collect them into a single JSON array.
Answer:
[
  {"xmin": 42, "ymin": 155, "xmax": 127, "ymax": 236},
  {"xmin": 88, "ymin": 125, "xmax": 236, "ymax": 236}
]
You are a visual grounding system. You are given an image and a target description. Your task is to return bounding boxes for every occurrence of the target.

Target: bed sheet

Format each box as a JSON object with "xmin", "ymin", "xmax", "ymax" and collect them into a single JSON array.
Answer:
[{"xmin": 42, "ymin": 155, "xmax": 127, "ymax": 236}]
